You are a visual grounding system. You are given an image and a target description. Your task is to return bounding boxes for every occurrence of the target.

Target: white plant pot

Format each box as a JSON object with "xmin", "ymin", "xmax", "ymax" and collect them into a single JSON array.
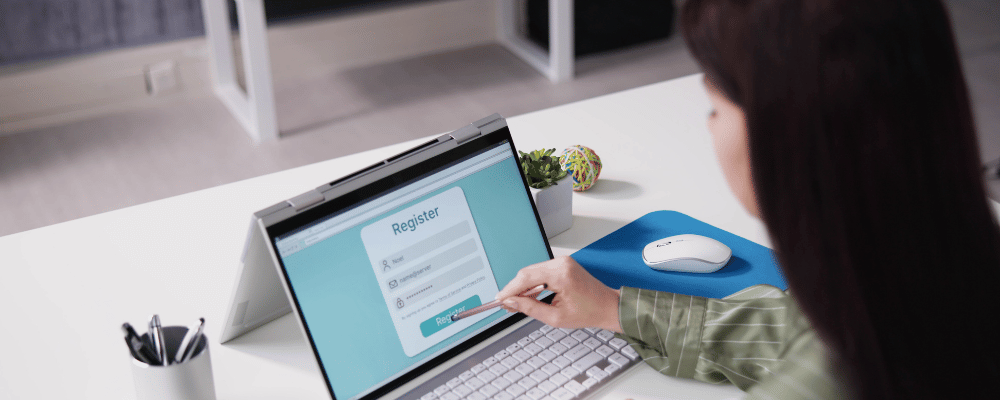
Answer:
[{"xmin": 529, "ymin": 179, "xmax": 573, "ymax": 239}]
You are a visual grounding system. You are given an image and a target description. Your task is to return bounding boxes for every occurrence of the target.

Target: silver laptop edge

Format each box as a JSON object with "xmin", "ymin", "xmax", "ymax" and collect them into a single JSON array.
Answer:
[{"xmin": 220, "ymin": 113, "xmax": 508, "ymax": 344}]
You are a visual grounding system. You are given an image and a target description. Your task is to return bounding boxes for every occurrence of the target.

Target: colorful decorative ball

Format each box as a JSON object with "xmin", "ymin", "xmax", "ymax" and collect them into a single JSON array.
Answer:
[{"xmin": 559, "ymin": 145, "xmax": 602, "ymax": 191}]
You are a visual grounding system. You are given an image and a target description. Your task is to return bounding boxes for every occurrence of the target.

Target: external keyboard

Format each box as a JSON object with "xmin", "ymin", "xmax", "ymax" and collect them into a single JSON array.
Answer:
[{"xmin": 406, "ymin": 319, "xmax": 640, "ymax": 400}]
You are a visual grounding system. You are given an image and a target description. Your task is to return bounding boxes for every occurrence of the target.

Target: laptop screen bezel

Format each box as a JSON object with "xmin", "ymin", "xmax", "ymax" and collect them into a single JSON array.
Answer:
[{"xmin": 265, "ymin": 127, "xmax": 555, "ymax": 400}]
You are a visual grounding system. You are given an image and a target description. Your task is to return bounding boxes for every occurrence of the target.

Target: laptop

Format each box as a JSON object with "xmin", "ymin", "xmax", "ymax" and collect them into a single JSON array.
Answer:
[{"xmin": 220, "ymin": 114, "xmax": 640, "ymax": 400}]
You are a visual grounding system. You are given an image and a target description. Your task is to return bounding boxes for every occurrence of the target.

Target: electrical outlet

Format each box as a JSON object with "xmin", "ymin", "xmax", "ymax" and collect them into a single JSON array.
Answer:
[{"xmin": 145, "ymin": 61, "xmax": 179, "ymax": 96}]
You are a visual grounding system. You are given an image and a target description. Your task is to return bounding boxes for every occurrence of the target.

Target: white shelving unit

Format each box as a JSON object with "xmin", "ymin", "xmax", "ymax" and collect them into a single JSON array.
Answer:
[{"xmin": 201, "ymin": 0, "xmax": 575, "ymax": 142}]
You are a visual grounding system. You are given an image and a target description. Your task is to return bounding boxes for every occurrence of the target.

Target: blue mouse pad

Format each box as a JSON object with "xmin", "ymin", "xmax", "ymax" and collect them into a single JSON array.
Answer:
[{"xmin": 570, "ymin": 211, "xmax": 787, "ymax": 299}]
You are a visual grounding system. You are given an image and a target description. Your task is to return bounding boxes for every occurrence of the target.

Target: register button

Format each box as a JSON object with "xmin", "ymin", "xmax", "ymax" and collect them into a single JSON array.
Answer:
[{"xmin": 419, "ymin": 295, "xmax": 482, "ymax": 338}]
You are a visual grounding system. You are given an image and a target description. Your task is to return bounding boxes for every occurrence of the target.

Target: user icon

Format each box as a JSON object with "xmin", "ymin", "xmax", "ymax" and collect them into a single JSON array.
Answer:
[
  {"xmin": 383, "ymin": 260, "xmax": 390, "ymax": 272},
  {"xmin": 396, "ymin": 298, "xmax": 404, "ymax": 309}
]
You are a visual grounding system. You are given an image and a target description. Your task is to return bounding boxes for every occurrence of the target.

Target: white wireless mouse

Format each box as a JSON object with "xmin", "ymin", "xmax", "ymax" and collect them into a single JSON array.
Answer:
[{"xmin": 642, "ymin": 234, "xmax": 732, "ymax": 273}]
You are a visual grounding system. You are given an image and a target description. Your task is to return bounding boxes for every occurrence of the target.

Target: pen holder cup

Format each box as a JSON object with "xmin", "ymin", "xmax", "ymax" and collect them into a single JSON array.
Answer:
[{"xmin": 131, "ymin": 326, "xmax": 217, "ymax": 400}]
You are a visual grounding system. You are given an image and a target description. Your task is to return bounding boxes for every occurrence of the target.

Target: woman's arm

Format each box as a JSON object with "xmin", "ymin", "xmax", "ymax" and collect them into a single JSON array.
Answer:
[
  {"xmin": 618, "ymin": 284, "xmax": 812, "ymax": 390},
  {"xmin": 496, "ymin": 257, "xmax": 813, "ymax": 391}
]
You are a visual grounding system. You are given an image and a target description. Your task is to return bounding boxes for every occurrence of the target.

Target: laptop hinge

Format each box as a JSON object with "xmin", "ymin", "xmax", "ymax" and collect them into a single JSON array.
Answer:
[
  {"xmin": 449, "ymin": 124, "xmax": 481, "ymax": 145},
  {"xmin": 286, "ymin": 190, "xmax": 324, "ymax": 211},
  {"xmin": 473, "ymin": 113, "xmax": 504, "ymax": 130}
]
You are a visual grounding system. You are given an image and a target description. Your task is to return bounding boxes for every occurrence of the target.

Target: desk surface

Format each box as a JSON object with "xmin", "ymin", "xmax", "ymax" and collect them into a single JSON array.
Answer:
[{"xmin": 0, "ymin": 74, "xmax": 776, "ymax": 399}]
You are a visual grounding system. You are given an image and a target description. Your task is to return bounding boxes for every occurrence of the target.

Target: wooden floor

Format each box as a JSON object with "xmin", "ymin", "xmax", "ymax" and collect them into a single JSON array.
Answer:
[{"xmin": 2, "ymin": 0, "xmax": 998, "ymax": 237}]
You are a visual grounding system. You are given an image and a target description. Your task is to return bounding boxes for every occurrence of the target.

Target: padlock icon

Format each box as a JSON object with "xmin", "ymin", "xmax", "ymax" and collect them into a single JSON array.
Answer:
[{"xmin": 396, "ymin": 298, "xmax": 404, "ymax": 309}]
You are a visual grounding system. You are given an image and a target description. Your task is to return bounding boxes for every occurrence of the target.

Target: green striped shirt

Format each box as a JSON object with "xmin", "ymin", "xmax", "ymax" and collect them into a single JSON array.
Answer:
[{"xmin": 617, "ymin": 285, "xmax": 852, "ymax": 399}]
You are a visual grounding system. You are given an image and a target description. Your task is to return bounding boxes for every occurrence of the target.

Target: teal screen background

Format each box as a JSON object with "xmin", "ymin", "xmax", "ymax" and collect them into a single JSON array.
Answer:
[{"xmin": 280, "ymin": 155, "xmax": 551, "ymax": 400}]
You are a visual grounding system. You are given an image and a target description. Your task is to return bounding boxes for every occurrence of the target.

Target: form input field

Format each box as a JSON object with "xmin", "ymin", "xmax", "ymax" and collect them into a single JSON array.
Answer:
[
  {"xmin": 379, "ymin": 221, "xmax": 472, "ymax": 273},
  {"xmin": 385, "ymin": 239, "xmax": 477, "ymax": 292},
  {"xmin": 394, "ymin": 257, "xmax": 484, "ymax": 309}
]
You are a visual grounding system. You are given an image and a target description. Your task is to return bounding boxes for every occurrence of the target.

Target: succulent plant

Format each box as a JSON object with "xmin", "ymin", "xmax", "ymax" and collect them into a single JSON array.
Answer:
[{"xmin": 519, "ymin": 148, "xmax": 568, "ymax": 189}]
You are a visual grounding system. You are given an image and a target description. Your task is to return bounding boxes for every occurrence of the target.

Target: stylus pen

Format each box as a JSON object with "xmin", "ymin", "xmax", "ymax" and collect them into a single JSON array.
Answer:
[
  {"xmin": 149, "ymin": 315, "xmax": 166, "ymax": 366},
  {"xmin": 174, "ymin": 318, "xmax": 206, "ymax": 364},
  {"xmin": 451, "ymin": 284, "xmax": 548, "ymax": 322},
  {"xmin": 122, "ymin": 323, "xmax": 154, "ymax": 364}
]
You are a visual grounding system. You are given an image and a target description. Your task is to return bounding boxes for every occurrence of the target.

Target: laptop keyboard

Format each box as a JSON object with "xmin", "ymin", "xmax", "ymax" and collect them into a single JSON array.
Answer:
[{"xmin": 412, "ymin": 319, "xmax": 640, "ymax": 400}]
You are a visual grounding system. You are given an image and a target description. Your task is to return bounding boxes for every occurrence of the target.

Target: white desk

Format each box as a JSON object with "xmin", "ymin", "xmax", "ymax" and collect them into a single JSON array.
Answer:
[{"xmin": 0, "ymin": 74, "xmax": 760, "ymax": 399}]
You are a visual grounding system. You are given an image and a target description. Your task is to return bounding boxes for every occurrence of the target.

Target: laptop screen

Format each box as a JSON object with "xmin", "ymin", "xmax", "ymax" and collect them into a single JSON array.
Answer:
[{"xmin": 272, "ymin": 140, "xmax": 551, "ymax": 399}]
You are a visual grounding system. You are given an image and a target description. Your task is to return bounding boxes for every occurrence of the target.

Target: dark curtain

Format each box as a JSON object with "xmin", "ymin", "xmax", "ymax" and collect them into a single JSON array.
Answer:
[
  {"xmin": 0, "ymin": 0, "xmax": 205, "ymax": 64},
  {"xmin": 0, "ymin": 0, "xmax": 431, "ymax": 65}
]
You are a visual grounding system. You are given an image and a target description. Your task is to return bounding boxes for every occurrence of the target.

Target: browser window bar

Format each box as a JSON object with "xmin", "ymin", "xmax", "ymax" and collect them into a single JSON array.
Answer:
[{"xmin": 276, "ymin": 145, "xmax": 513, "ymax": 257}]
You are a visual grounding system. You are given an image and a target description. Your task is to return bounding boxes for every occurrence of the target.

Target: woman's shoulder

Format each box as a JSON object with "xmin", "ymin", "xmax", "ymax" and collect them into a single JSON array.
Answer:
[{"xmin": 744, "ymin": 330, "xmax": 853, "ymax": 400}]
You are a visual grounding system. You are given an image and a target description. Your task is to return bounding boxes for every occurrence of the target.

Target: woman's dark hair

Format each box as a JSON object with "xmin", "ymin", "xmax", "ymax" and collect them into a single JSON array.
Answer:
[{"xmin": 681, "ymin": 0, "xmax": 1000, "ymax": 398}]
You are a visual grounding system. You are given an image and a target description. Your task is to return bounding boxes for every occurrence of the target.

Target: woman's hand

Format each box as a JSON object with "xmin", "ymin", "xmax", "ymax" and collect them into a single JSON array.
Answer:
[{"xmin": 496, "ymin": 256, "xmax": 623, "ymax": 333}]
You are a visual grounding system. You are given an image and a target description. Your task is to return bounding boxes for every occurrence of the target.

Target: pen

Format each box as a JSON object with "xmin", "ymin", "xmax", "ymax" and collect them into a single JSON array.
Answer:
[
  {"xmin": 122, "ymin": 323, "xmax": 154, "ymax": 364},
  {"xmin": 149, "ymin": 315, "xmax": 166, "ymax": 366},
  {"xmin": 451, "ymin": 284, "xmax": 548, "ymax": 322},
  {"xmin": 174, "ymin": 318, "xmax": 206, "ymax": 364}
]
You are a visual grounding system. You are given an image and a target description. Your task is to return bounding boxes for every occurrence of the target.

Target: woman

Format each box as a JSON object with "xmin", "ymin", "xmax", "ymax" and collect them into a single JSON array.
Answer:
[{"xmin": 496, "ymin": 0, "xmax": 1000, "ymax": 398}]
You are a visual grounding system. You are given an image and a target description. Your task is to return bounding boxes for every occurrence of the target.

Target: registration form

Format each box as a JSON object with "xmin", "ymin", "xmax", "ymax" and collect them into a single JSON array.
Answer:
[{"xmin": 361, "ymin": 187, "xmax": 501, "ymax": 357}]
